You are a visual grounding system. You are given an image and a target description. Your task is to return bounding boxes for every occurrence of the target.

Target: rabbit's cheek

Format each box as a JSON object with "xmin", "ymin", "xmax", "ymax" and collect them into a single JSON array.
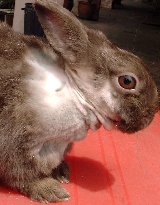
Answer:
[{"xmin": 99, "ymin": 82, "xmax": 120, "ymax": 114}]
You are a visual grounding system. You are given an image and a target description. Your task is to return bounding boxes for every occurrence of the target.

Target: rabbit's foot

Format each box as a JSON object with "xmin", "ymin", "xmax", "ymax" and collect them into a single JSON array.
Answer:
[
  {"xmin": 28, "ymin": 177, "xmax": 70, "ymax": 203},
  {"xmin": 52, "ymin": 161, "xmax": 70, "ymax": 183}
]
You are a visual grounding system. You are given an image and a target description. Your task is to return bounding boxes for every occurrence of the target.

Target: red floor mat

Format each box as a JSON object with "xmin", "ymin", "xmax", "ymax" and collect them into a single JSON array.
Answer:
[{"xmin": 0, "ymin": 111, "xmax": 160, "ymax": 205}]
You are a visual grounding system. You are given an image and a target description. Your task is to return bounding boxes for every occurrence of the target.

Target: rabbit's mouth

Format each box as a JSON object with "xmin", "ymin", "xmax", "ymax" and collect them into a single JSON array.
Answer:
[
  {"xmin": 93, "ymin": 110, "xmax": 121, "ymax": 131},
  {"xmin": 100, "ymin": 117, "xmax": 120, "ymax": 131}
]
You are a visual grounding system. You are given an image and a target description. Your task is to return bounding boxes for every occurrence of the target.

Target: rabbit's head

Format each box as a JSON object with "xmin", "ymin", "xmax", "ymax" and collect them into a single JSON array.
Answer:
[{"xmin": 35, "ymin": 0, "xmax": 158, "ymax": 134}]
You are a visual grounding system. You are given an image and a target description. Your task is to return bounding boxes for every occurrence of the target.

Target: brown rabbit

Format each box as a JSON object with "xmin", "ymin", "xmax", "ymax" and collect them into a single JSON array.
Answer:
[{"xmin": 0, "ymin": 0, "xmax": 158, "ymax": 203}]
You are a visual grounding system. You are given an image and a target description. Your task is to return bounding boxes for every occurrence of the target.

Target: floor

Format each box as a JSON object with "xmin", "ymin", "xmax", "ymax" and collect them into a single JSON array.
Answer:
[
  {"xmin": 0, "ymin": 1, "xmax": 160, "ymax": 205},
  {"xmin": 1, "ymin": 112, "xmax": 160, "ymax": 205}
]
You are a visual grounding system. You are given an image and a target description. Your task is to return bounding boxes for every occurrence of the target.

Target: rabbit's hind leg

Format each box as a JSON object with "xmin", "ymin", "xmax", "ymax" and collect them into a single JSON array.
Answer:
[
  {"xmin": 52, "ymin": 143, "xmax": 73, "ymax": 183},
  {"xmin": 27, "ymin": 177, "xmax": 70, "ymax": 203},
  {"xmin": 52, "ymin": 161, "xmax": 70, "ymax": 183}
]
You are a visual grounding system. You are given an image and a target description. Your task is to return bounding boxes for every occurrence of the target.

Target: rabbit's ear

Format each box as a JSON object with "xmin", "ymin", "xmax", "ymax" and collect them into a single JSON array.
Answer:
[{"xmin": 34, "ymin": 0, "xmax": 89, "ymax": 64}]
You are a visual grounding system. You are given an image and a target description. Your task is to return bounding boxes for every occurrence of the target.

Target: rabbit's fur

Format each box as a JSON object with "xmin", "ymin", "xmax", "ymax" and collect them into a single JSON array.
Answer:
[{"xmin": 0, "ymin": 0, "xmax": 158, "ymax": 203}]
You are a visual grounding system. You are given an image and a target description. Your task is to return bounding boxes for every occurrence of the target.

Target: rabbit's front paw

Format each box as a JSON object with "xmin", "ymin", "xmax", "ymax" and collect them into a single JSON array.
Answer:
[
  {"xmin": 52, "ymin": 161, "xmax": 70, "ymax": 183},
  {"xmin": 28, "ymin": 178, "xmax": 70, "ymax": 203}
]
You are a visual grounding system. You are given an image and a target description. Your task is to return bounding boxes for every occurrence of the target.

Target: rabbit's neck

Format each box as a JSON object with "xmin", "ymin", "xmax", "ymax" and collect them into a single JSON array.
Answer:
[{"xmin": 25, "ymin": 48, "xmax": 100, "ymax": 133}]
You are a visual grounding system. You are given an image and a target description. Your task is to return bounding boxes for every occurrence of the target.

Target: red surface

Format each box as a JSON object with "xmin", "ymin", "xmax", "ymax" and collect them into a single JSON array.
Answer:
[{"xmin": 0, "ymin": 111, "xmax": 160, "ymax": 205}]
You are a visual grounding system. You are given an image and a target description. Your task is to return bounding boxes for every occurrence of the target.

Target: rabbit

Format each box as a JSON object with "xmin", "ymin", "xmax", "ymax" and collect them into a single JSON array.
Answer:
[{"xmin": 0, "ymin": 0, "xmax": 159, "ymax": 203}]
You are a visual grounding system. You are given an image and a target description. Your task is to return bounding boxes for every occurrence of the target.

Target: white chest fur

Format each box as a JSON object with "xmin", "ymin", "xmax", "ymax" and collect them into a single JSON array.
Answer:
[
  {"xmin": 23, "ymin": 49, "xmax": 88, "ymax": 171},
  {"xmin": 25, "ymin": 48, "xmax": 70, "ymax": 108}
]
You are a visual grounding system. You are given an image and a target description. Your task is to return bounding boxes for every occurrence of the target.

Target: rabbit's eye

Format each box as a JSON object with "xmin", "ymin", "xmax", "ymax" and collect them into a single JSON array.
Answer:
[{"xmin": 118, "ymin": 75, "xmax": 136, "ymax": 90}]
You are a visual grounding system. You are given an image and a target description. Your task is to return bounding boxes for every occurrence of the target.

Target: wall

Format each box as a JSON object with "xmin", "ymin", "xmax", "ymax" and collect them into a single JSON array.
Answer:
[{"xmin": 12, "ymin": 0, "xmax": 64, "ymax": 33}]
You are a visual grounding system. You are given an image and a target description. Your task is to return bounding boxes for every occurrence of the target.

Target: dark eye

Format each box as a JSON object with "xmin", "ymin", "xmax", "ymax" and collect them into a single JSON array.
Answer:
[{"xmin": 118, "ymin": 75, "xmax": 136, "ymax": 90}]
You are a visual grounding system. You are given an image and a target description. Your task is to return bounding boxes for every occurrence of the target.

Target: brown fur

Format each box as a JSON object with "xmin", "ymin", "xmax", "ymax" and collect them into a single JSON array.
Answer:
[{"xmin": 0, "ymin": 0, "xmax": 158, "ymax": 203}]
